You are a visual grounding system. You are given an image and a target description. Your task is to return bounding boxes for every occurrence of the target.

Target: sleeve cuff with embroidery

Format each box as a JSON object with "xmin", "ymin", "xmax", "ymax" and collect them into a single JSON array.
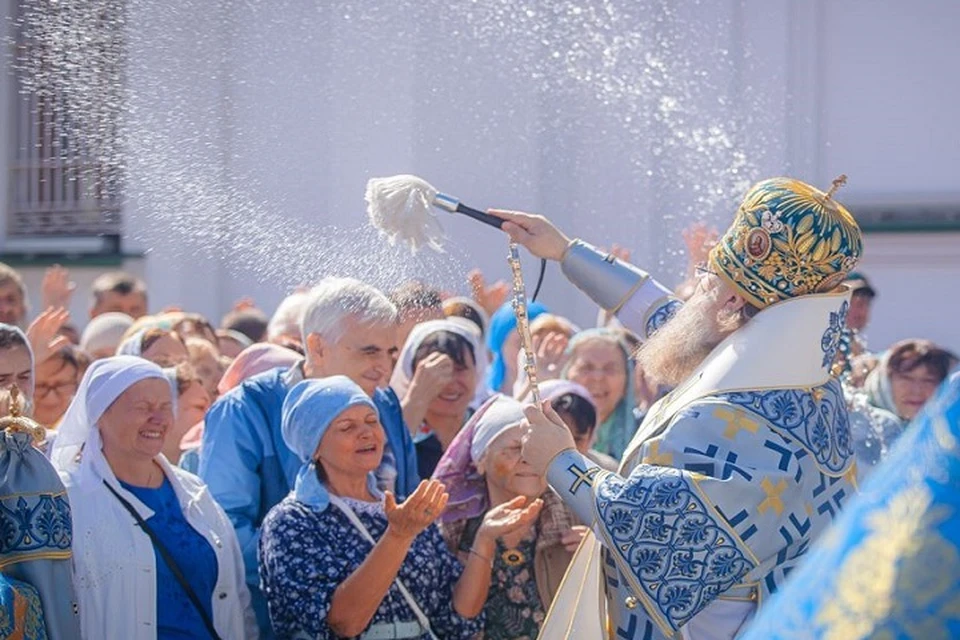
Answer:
[{"xmin": 546, "ymin": 449, "xmax": 608, "ymax": 526}]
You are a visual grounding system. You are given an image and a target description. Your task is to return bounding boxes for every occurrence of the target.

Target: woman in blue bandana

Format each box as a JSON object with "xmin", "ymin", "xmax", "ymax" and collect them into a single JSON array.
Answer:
[
  {"xmin": 259, "ymin": 376, "xmax": 541, "ymax": 640},
  {"xmin": 486, "ymin": 301, "xmax": 548, "ymax": 395}
]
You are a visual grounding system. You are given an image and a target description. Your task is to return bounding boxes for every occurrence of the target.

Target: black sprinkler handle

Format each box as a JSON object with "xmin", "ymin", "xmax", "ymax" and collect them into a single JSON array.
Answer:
[{"xmin": 456, "ymin": 203, "xmax": 505, "ymax": 230}]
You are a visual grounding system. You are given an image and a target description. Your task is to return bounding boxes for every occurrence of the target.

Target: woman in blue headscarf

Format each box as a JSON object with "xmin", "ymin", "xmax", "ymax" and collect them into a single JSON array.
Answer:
[
  {"xmin": 561, "ymin": 329, "xmax": 638, "ymax": 460},
  {"xmin": 486, "ymin": 301, "xmax": 548, "ymax": 395},
  {"xmin": 258, "ymin": 376, "xmax": 541, "ymax": 640}
]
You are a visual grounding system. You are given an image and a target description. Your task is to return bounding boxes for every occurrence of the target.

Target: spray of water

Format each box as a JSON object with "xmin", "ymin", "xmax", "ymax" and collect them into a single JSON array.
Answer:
[{"xmin": 14, "ymin": 0, "xmax": 771, "ymax": 294}]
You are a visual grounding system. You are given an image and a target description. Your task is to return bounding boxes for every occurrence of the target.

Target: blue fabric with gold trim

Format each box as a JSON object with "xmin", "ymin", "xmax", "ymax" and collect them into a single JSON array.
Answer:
[
  {"xmin": 547, "ymin": 380, "xmax": 857, "ymax": 639},
  {"xmin": 709, "ymin": 177, "xmax": 863, "ymax": 309},
  {"xmin": 644, "ymin": 298, "xmax": 682, "ymax": 339},
  {"xmin": 742, "ymin": 374, "xmax": 960, "ymax": 639},
  {"xmin": 0, "ymin": 573, "xmax": 48, "ymax": 640},
  {"xmin": 0, "ymin": 431, "xmax": 81, "ymax": 639}
]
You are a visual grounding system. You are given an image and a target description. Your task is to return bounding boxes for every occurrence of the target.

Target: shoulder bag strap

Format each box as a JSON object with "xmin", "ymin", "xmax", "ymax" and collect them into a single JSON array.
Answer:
[
  {"xmin": 104, "ymin": 480, "xmax": 224, "ymax": 640},
  {"xmin": 329, "ymin": 495, "xmax": 441, "ymax": 640}
]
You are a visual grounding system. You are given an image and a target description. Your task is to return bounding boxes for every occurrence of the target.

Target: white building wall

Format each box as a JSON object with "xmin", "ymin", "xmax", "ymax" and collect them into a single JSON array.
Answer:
[{"xmin": 2, "ymin": 0, "xmax": 959, "ymax": 354}]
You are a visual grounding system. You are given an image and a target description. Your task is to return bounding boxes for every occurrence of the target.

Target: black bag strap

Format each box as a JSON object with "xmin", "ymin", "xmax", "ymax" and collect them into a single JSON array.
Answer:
[{"xmin": 104, "ymin": 480, "xmax": 223, "ymax": 640}]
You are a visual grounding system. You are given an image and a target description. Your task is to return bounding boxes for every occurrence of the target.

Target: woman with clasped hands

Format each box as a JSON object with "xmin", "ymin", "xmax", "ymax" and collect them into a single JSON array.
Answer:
[{"xmin": 259, "ymin": 376, "xmax": 542, "ymax": 639}]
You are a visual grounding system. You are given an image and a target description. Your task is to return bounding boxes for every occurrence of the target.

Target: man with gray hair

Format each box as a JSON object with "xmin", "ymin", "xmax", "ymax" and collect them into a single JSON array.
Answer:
[{"xmin": 199, "ymin": 277, "xmax": 419, "ymax": 638}]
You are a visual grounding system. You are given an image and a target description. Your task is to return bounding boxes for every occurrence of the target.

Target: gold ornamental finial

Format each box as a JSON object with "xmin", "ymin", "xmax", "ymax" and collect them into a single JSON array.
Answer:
[
  {"xmin": 8, "ymin": 386, "xmax": 22, "ymax": 418},
  {"xmin": 0, "ymin": 385, "xmax": 46, "ymax": 443},
  {"xmin": 824, "ymin": 174, "xmax": 848, "ymax": 201}
]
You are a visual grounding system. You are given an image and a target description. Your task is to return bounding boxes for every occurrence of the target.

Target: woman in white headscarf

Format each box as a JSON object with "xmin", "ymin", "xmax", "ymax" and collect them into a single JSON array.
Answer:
[
  {"xmin": 389, "ymin": 319, "xmax": 489, "ymax": 478},
  {"xmin": 51, "ymin": 356, "xmax": 256, "ymax": 640},
  {"xmin": 432, "ymin": 395, "xmax": 580, "ymax": 640}
]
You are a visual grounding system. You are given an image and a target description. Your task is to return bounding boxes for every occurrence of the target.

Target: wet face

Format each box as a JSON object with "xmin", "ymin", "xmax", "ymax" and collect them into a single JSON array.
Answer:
[
  {"xmin": 566, "ymin": 340, "xmax": 627, "ymax": 423},
  {"xmin": 890, "ymin": 364, "xmax": 941, "ymax": 420},
  {"xmin": 33, "ymin": 357, "xmax": 78, "ymax": 426},
  {"xmin": 480, "ymin": 428, "xmax": 547, "ymax": 500},
  {"xmin": 98, "ymin": 378, "xmax": 174, "ymax": 464},
  {"xmin": 307, "ymin": 318, "xmax": 398, "ymax": 396},
  {"xmin": 314, "ymin": 404, "xmax": 385, "ymax": 479},
  {"xmin": 427, "ymin": 345, "xmax": 477, "ymax": 420},
  {"xmin": 846, "ymin": 293, "xmax": 872, "ymax": 332},
  {"xmin": 92, "ymin": 291, "xmax": 147, "ymax": 320},
  {"xmin": 0, "ymin": 346, "xmax": 33, "ymax": 404},
  {"xmin": 0, "ymin": 283, "xmax": 26, "ymax": 326},
  {"xmin": 141, "ymin": 334, "xmax": 189, "ymax": 367}
]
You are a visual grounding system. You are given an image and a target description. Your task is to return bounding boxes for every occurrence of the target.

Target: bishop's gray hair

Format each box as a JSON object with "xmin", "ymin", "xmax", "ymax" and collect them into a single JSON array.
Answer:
[{"xmin": 300, "ymin": 277, "xmax": 398, "ymax": 345}]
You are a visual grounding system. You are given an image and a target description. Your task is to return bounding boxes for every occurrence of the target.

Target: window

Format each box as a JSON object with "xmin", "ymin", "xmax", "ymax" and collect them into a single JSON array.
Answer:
[{"xmin": 8, "ymin": 0, "xmax": 124, "ymax": 248}]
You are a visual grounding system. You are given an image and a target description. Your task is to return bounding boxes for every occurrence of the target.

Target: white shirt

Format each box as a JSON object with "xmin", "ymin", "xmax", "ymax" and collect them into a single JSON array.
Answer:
[{"xmin": 60, "ymin": 449, "xmax": 258, "ymax": 640}]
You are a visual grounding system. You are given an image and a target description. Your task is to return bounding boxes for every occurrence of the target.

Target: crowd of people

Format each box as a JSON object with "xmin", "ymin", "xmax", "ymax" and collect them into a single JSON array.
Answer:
[{"xmin": 0, "ymin": 181, "xmax": 957, "ymax": 640}]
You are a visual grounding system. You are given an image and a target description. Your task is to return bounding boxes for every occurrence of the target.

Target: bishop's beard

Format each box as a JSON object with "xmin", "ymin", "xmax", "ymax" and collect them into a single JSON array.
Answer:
[{"xmin": 636, "ymin": 289, "xmax": 738, "ymax": 387}]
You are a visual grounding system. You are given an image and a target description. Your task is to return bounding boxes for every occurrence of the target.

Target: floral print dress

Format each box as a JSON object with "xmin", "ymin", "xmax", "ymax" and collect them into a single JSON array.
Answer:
[
  {"xmin": 259, "ymin": 495, "xmax": 483, "ymax": 640},
  {"xmin": 455, "ymin": 518, "xmax": 545, "ymax": 640},
  {"xmin": 483, "ymin": 536, "xmax": 545, "ymax": 640}
]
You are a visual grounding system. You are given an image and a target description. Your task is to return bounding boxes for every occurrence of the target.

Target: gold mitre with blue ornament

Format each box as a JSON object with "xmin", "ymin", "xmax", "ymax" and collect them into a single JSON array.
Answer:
[{"xmin": 709, "ymin": 176, "xmax": 863, "ymax": 309}]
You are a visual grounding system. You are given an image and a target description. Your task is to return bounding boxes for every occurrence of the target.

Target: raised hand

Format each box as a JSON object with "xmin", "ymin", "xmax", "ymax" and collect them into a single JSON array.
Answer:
[
  {"xmin": 681, "ymin": 222, "xmax": 719, "ymax": 268},
  {"xmin": 468, "ymin": 269, "xmax": 508, "ymax": 317},
  {"xmin": 409, "ymin": 352, "xmax": 454, "ymax": 399},
  {"xmin": 26, "ymin": 307, "xmax": 71, "ymax": 365},
  {"xmin": 41, "ymin": 265, "xmax": 75, "ymax": 311},
  {"xmin": 488, "ymin": 209, "xmax": 572, "ymax": 262},
  {"xmin": 535, "ymin": 332, "xmax": 570, "ymax": 380},
  {"xmin": 231, "ymin": 297, "xmax": 258, "ymax": 312},
  {"xmin": 611, "ymin": 243, "xmax": 631, "ymax": 263},
  {"xmin": 598, "ymin": 244, "xmax": 631, "ymax": 264},
  {"xmin": 476, "ymin": 495, "xmax": 543, "ymax": 543},
  {"xmin": 520, "ymin": 400, "xmax": 577, "ymax": 475},
  {"xmin": 384, "ymin": 479, "xmax": 449, "ymax": 542}
]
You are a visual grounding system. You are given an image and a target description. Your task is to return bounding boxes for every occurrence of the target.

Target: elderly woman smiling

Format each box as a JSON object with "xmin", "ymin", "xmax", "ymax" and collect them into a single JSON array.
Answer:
[
  {"xmin": 433, "ymin": 396, "xmax": 583, "ymax": 640},
  {"xmin": 259, "ymin": 376, "xmax": 541, "ymax": 640},
  {"xmin": 51, "ymin": 356, "xmax": 256, "ymax": 640},
  {"xmin": 562, "ymin": 329, "xmax": 637, "ymax": 459}
]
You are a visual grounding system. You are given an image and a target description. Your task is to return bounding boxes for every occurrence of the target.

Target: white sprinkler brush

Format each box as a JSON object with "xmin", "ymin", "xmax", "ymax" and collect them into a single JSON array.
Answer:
[
  {"xmin": 365, "ymin": 174, "xmax": 505, "ymax": 252},
  {"xmin": 365, "ymin": 173, "xmax": 549, "ymax": 401}
]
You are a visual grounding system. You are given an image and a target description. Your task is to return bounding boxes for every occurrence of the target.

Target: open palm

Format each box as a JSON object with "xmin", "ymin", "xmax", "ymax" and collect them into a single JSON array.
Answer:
[
  {"xmin": 384, "ymin": 479, "xmax": 449, "ymax": 541},
  {"xmin": 478, "ymin": 496, "xmax": 543, "ymax": 540}
]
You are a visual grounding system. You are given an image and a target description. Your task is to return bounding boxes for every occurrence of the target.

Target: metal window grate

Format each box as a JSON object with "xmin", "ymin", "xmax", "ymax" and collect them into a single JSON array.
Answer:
[{"xmin": 9, "ymin": 1, "xmax": 125, "ymax": 240}]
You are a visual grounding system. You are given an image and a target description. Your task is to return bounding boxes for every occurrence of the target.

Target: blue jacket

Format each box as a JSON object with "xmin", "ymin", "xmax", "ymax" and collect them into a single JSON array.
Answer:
[{"xmin": 198, "ymin": 366, "xmax": 419, "ymax": 636}]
